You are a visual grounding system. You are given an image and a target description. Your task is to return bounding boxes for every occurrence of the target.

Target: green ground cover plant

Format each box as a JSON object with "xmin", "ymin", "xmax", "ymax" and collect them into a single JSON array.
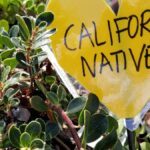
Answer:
[{"xmin": 0, "ymin": 0, "xmax": 150, "ymax": 149}]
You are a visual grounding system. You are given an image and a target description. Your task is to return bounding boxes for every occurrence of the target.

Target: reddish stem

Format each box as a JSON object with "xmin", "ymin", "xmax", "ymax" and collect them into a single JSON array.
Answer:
[{"xmin": 48, "ymin": 104, "xmax": 81, "ymax": 150}]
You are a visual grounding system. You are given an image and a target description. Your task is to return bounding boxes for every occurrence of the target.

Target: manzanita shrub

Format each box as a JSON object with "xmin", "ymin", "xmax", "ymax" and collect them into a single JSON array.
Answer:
[{"xmin": 0, "ymin": 0, "xmax": 150, "ymax": 150}]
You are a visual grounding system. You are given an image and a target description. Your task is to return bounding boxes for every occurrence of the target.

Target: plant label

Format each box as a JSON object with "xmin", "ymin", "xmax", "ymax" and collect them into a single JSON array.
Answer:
[{"xmin": 46, "ymin": 0, "xmax": 150, "ymax": 118}]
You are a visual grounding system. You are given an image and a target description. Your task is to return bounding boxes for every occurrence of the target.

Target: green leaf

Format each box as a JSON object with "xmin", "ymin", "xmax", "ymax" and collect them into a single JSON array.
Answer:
[
  {"xmin": 0, "ymin": 0, "xmax": 9, "ymax": 10},
  {"xmin": 25, "ymin": 121, "xmax": 42, "ymax": 139},
  {"xmin": 25, "ymin": 0, "xmax": 34, "ymax": 8},
  {"xmin": 35, "ymin": 118, "xmax": 46, "ymax": 131},
  {"xmin": 113, "ymin": 140, "xmax": 124, "ymax": 150},
  {"xmin": 86, "ymin": 93, "xmax": 100, "ymax": 113},
  {"xmin": 16, "ymin": 14, "xmax": 30, "ymax": 41},
  {"xmin": 141, "ymin": 142, "xmax": 150, "ymax": 150},
  {"xmin": 30, "ymin": 96, "xmax": 48, "ymax": 112},
  {"xmin": 46, "ymin": 121, "xmax": 60, "ymax": 140},
  {"xmin": 30, "ymin": 138, "xmax": 45, "ymax": 149},
  {"xmin": 40, "ymin": 132, "xmax": 46, "ymax": 141},
  {"xmin": 78, "ymin": 93, "xmax": 99, "ymax": 125},
  {"xmin": 20, "ymin": 132, "xmax": 31, "ymax": 148},
  {"xmin": 46, "ymin": 91, "xmax": 59, "ymax": 104},
  {"xmin": 9, "ymin": 25, "xmax": 19, "ymax": 37},
  {"xmin": 5, "ymin": 88, "xmax": 19, "ymax": 99},
  {"xmin": 0, "ymin": 35, "xmax": 14, "ymax": 48},
  {"xmin": 11, "ymin": 37, "xmax": 25, "ymax": 49},
  {"xmin": 16, "ymin": 52, "xmax": 30, "ymax": 66},
  {"xmin": 45, "ymin": 76, "xmax": 56, "ymax": 84},
  {"xmin": 3, "ymin": 95, "xmax": 8, "ymax": 105},
  {"xmin": 32, "ymin": 38, "xmax": 50, "ymax": 49},
  {"xmin": 57, "ymin": 85, "xmax": 66, "ymax": 101},
  {"xmin": 23, "ymin": 16, "xmax": 32, "ymax": 35},
  {"xmin": 107, "ymin": 116, "xmax": 118, "ymax": 132},
  {"xmin": 0, "ymin": 49, "xmax": 15, "ymax": 61},
  {"xmin": 0, "ymin": 66, "xmax": 10, "ymax": 82},
  {"xmin": 0, "ymin": 28, "xmax": 8, "ymax": 36},
  {"xmin": 19, "ymin": 124, "xmax": 27, "ymax": 133},
  {"xmin": 67, "ymin": 97, "xmax": 86, "ymax": 114},
  {"xmin": 9, "ymin": 98, "xmax": 20, "ymax": 107},
  {"xmin": 94, "ymin": 129, "xmax": 118, "ymax": 150},
  {"xmin": 36, "ymin": 12, "xmax": 54, "ymax": 26},
  {"xmin": 8, "ymin": 125, "xmax": 21, "ymax": 148},
  {"xmin": 0, "ymin": 19, "xmax": 9, "ymax": 32},
  {"xmin": 3, "ymin": 71, "xmax": 26, "ymax": 90},
  {"xmin": 37, "ymin": 3, "xmax": 45, "ymax": 14},
  {"xmin": 3, "ymin": 57, "xmax": 18, "ymax": 69},
  {"xmin": 85, "ymin": 113, "xmax": 108, "ymax": 143},
  {"xmin": 78, "ymin": 110, "xmax": 85, "ymax": 126},
  {"xmin": 82, "ymin": 110, "xmax": 91, "ymax": 147},
  {"xmin": 38, "ymin": 21, "xmax": 47, "ymax": 31},
  {"xmin": 50, "ymin": 83, "xmax": 58, "ymax": 93},
  {"xmin": 35, "ymin": 80, "xmax": 47, "ymax": 96},
  {"xmin": 35, "ymin": 28, "xmax": 56, "ymax": 41}
]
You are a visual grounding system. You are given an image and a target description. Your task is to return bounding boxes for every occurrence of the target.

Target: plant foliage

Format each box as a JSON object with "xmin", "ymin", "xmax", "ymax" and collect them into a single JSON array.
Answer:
[{"xmin": 0, "ymin": 0, "xmax": 150, "ymax": 150}]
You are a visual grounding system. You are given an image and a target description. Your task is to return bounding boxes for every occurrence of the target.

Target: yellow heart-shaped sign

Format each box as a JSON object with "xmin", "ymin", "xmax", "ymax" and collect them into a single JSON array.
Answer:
[{"xmin": 46, "ymin": 0, "xmax": 150, "ymax": 118}]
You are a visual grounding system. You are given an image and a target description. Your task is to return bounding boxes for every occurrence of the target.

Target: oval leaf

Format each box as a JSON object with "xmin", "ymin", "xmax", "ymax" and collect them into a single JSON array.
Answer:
[
  {"xmin": 107, "ymin": 116, "xmax": 118, "ymax": 132},
  {"xmin": 86, "ymin": 114, "xmax": 108, "ymax": 143},
  {"xmin": 16, "ymin": 14, "xmax": 30, "ymax": 41},
  {"xmin": 30, "ymin": 96, "xmax": 48, "ymax": 112},
  {"xmin": 94, "ymin": 129, "xmax": 118, "ymax": 150},
  {"xmin": 67, "ymin": 97, "xmax": 86, "ymax": 114},
  {"xmin": 36, "ymin": 118, "xmax": 46, "ymax": 131},
  {"xmin": 25, "ymin": 121, "xmax": 42, "ymax": 139},
  {"xmin": 9, "ymin": 25, "xmax": 19, "ymax": 37},
  {"xmin": 23, "ymin": 16, "xmax": 32, "ymax": 35},
  {"xmin": 3, "ymin": 57, "xmax": 18, "ymax": 69},
  {"xmin": 46, "ymin": 91, "xmax": 59, "ymax": 104},
  {"xmin": 0, "ymin": 49, "xmax": 15, "ymax": 61},
  {"xmin": 20, "ymin": 132, "xmax": 31, "ymax": 147},
  {"xmin": 57, "ymin": 85, "xmax": 66, "ymax": 101},
  {"xmin": 0, "ymin": 35, "xmax": 14, "ymax": 48},
  {"xmin": 46, "ymin": 121, "xmax": 60, "ymax": 140},
  {"xmin": 30, "ymin": 138, "xmax": 45, "ymax": 149},
  {"xmin": 16, "ymin": 52, "xmax": 29, "ymax": 66},
  {"xmin": 0, "ymin": 19, "xmax": 9, "ymax": 31},
  {"xmin": 8, "ymin": 125, "xmax": 21, "ymax": 148},
  {"xmin": 1, "ymin": 66, "xmax": 10, "ymax": 82},
  {"xmin": 78, "ymin": 93, "xmax": 99, "ymax": 125},
  {"xmin": 19, "ymin": 124, "xmax": 27, "ymax": 133},
  {"xmin": 36, "ymin": 12, "xmax": 54, "ymax": 26}
]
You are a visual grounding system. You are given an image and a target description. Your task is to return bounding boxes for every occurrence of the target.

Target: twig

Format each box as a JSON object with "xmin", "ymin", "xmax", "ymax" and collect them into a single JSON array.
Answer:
[
  {"xmin": 48, "ymin": 103, "xmax": 82, "ymax": 150},
  {"xmin": 26, "ymin": 27, "xmax": 39, "ymax": 91}
]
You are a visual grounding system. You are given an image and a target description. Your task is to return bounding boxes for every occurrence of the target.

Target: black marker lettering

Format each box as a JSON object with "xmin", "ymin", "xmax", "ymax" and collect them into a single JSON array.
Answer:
[
  {"xmin": 108, "ymin": 20, "xmax": 114, "ymax": 46},
  {"xmin": 64, "ymin": 24, "xmax": 76, "ymax": 51},
  {"xmin": 145, "ymin": 45, "xmax": 150, "ymax": 68},
  {"xmin": 140, "ymin": 9, "xmax": 150, "ymax": 36},
  {"xmin": 129, "ymin": 44, "xmax": 146, "ymax": 72},
  {"xmin": 100, "ymin": 53, "xmax": 113, "ymax": 73},
  {"xmin": 92, "ymin": 21, "xmax": 106, "ymax": 46},
  {"xmin": 79, "ymin": 23, "xmax": 95, "ymax": 49},
  {"xmin": 128, "ymin": 15, "xmax": 139, "ymax": 38},
  {"xmin": 81, "ymin": 54, "xmax": 97, "ymax": 77},
  {"xmin": 114, "ymin": 17, "xmax": 128, "ymax": 43},
  {"xmin": 110, "ymin": 50, "xmax": 127, "ymax": 73}
]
